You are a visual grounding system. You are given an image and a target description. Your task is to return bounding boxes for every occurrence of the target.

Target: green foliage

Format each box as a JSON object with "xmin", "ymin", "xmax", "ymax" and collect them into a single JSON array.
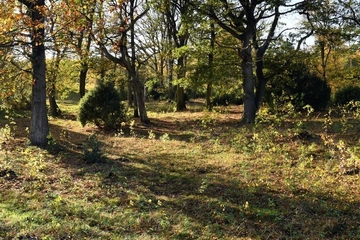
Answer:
[
  {"xmin": 46, "ymin": 59, "xmax": 79, "ymax": 100},
  {"xmin": 104, "ymin": 70, "xmax": 128, "ymax": 101},
  {"xmin": 0, "ymin": 59, "xmax": 31, "ymax": 110},
  {"xmin": 78, "ymin": 81, "xmax": 126, "ymax": 130},
  {"xmin": 334, "ymin": 85, "xmax": 360, "ymax": 105},
  {"xmin": 83, "ymin": 133, "xmax": 103, "ymax": 164},
  {"xmin": 145, "ymin": 80, "xmax": 165, "ymax": 100},
  {"xmin": 265, "ymin": 62, "xmax": 331, "ymax": 111}
]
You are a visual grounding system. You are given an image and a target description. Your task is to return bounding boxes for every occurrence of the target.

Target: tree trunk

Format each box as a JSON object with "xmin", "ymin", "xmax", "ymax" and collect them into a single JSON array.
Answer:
[
  {"xmin": 132, "ymin": 72, "xmax": 149, "ymax": 123},
  {"xmin": 133, "ymin": 90, "xmax": 139, "ymax": 118},
  {"xmin": 27, "ymin": 0, "xmax": 49, "ymax": 146},
  {"xmin": 176, "ymin": 86, "xmax": 186, "ymax": 111},
  {"xmin": 206, "ymin": 22, "xmax": 215, "ymax": 111},
  {"xmin": 239, "ymin": 36, "xmax": 256, "ymax": 123},
  {"xmin": 79, "ymin": 62, "xmax": 88, "ymax": 98},
  {"xmin": 48, "ymin": 83, "xmax": 61, "ymax": 117},
  {"xmin": 77, "ymin": 32, "xmax": 92, "ymax": 98},
  {"xmin": 176, "ymin": 56, "xmax": 186, "ymax": 111},
  {"xmin": 167, "ymin": 58, "xmax": 175, "ymax": 100},
  {"xmin": 48, "ymin": 50, "xmax": 63, "ymax": 118},
  {"xmin": 255, "ymin": 54, "xmax": 266, "ymax": 110}
]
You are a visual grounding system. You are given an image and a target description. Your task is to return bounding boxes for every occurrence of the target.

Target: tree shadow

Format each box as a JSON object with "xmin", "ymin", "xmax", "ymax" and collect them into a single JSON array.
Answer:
[{"xmin": 49, "ymin": 146, "xmax": 360, "ymax": 239}]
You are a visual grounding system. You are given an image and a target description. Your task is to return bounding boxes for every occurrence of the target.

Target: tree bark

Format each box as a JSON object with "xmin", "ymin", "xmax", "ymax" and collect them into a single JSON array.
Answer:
[
  {"xmin": 48, "ymin": 83, "xmax": 61, "ymax": 117},
  {"xmin": 76, "ymin": 29, "xmax": 92, "ymax": 98},
  {"xmin": 79, "ymin": 63, "xmax": 88, "ymax": 98},
  {"xmin": 19, "ymin": 0, "xmax": 49, "ymax": 146},
  {"xmin": 255, "ymin": 54, "xmax": 266, "ymax": 111},
  {"xmin": 167, "ymin": 58, "xmax": 175, "ymax": 100},
  {"xmin": 239, "ymin": 34, "xmax": 256, "ymax": 123},
  {"xmin": 48, "ymin": 50, "xmax": 63, "ymax": 117},
  {"xmin": 132, "ymin": 72, "xmax": 148, "ymax": 123},
  {"xmin": 176, "ymin": 56, "xmax": 186, "ymax": 111},
  {"xmin": 176, "ymin": 86, "xmax": 186, "ymax": 111},
  {"xmin": 206, "ymin": 22, "xmax": 215, "ymax": 111}
]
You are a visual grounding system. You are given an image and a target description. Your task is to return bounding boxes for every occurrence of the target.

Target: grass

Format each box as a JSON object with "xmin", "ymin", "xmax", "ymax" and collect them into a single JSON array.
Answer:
[{"xmin": 0, "ymin": 99, "xmax": 360, "ymax": 239}]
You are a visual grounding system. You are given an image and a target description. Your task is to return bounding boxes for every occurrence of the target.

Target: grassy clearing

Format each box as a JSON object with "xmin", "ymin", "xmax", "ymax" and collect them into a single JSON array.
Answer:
[{"xmin": 0, "ymin": 100, "xmax": 360, "ymax": 239}]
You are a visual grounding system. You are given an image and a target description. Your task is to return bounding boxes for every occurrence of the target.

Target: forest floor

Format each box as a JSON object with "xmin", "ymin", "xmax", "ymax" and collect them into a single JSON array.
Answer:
[{"xmin": 0, "ymin": 99, "xmax": 360, "ymax": 239}]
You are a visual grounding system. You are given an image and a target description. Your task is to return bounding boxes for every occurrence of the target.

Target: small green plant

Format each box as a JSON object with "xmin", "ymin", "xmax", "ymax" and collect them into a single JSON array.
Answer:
[
  {"xmin": 83, "ymin": 133, "xmax": 104, "ymax": 164},
  {"xmin": 0, "ymin": 124, "xmax": 13, "ymax": 141},
  {"xmin": 160, "ymin": 133, "xmax": 170, "ymax": 142},
  {"xmin": 148, "ymin": 130, "xmax": 156, "ymax": 140},
  {"xmin": 129, "ymin": 119, "xmax": 136, "ymax": 137},
  {"xmin": 78, "ymin": 81, "xmax": 126, "ymax": 130},
  {"xmin": 0, "ymin": 112, "xmax": 17, "ymax": 141}
]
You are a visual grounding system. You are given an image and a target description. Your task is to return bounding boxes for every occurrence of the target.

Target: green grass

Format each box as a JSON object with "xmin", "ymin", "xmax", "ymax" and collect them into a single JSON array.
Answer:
[{"xmin": 0, "ymin": 100, "xmax": 359, "ymax": 239}]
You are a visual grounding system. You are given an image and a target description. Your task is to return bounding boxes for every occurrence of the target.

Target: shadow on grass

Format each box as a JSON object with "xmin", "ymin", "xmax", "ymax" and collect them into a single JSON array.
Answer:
[
  {"xmin": 128, "ymin": 153, "xmax": 360, "ymax": 239},
  {"xmin": 48, "ymin": 143, "xmax": 360, "ymax": 239},
  {"xmin": 123, "ymin": 116, "xmax": 244, "ymax": 143}
]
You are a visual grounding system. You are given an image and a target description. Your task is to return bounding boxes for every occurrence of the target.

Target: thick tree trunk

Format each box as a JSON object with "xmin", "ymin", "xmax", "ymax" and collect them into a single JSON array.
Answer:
[
  {"xmin": 31, "ymin": 43, "xmax": 49, "ymax": 145},
  {"xmin": 176, "ymin": 86, "xmax": 186, "ymax": 111},
  {"xmin": 239, "ymin": 36, "xmax": 256, "ymax": 123},
  {"xmin": 27, "ymin": 0, "xmax": 49, "ymax": 146}
]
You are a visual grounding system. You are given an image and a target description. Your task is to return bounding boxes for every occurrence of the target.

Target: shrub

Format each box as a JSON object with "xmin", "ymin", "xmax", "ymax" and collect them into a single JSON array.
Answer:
[
  {"xmin": 211, "ymin": 86, "xmax": 243, "ymax": 106},
  {"xmin": 334, "ymin": 86, "xmax": 360, "ymax": 105},
  {"xmin": 211, "ymin": 93, "xmax": 243, "ymax": 106},
  {"xmin": 78, "ymin": 81, "xmax": 126, "ymax": 130},
  {"xmin": 265, "ymin": 63, "xmax": 331, "ymax": 111}
]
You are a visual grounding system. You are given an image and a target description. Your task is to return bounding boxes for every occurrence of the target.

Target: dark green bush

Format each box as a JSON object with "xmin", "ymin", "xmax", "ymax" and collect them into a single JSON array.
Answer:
[
  {"xmin": 78, "ymin": 81, "xmax": 126, "ymax": 130},
  {"xmin": 211, "ymin": 93, "xmax": 243, "ymax": 106},
  {"xmin": 211, "ymin": 85, "xmax": 243, "ymax": 106},
  {"xmin": 265, "ymin": 63, "xmax": 331, "ymax": 111},
  {"xmin": 334, "ymin": 86, "xmax": 360, "ymax": 105}
]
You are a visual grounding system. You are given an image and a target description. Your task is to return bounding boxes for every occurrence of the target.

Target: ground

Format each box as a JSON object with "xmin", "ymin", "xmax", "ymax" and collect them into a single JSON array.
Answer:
[{"xmin": 0, "ymin": 99, "xmax": 359, "ymax": 239}]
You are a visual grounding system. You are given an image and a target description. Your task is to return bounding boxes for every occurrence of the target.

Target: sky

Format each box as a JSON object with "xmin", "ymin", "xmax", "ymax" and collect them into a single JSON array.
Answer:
[{"xmin": 279, "ymin": 0, "xmax": 316, "ymax": 46}]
